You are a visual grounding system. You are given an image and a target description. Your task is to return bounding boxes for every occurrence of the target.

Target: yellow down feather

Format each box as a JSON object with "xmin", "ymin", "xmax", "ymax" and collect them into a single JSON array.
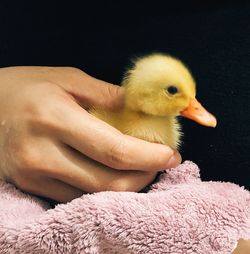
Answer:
[{"xmin": 90, "ymin": 54, "xmax": 197, "ymax": 150}]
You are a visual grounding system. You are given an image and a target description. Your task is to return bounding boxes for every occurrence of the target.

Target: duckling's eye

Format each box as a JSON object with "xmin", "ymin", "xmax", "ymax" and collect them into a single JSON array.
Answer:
[{"xmin": 166, "ymin": 86, "xmax": 178, "ymax": 95}]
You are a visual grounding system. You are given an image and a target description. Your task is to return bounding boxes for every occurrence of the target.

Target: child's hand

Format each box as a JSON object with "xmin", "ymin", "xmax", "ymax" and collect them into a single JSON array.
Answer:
[{"xmin": 0, "ymin": 67, "xmax": 181, "ymax": 202}]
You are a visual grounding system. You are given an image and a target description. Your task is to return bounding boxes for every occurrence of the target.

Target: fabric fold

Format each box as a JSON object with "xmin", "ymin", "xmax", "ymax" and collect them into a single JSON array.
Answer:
[{"xmin": 0, "ymin": 161, "xmax": 249, "ymax": 254}]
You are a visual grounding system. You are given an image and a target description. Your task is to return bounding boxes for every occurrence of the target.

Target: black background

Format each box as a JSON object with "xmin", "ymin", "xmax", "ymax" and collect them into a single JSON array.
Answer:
[{"xmin": 0, "ymin": 1, "xmax": 249, "ymax": 189}]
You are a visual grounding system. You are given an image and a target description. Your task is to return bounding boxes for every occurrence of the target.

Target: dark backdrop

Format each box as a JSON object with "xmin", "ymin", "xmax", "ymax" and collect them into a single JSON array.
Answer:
[{"xmin": 0, "ymin": 0, "xmax": 249, "ymax": 189}]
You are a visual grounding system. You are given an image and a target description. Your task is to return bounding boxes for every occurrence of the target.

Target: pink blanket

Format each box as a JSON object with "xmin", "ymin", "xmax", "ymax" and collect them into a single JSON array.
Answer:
[{"xmin": 0, "ymin": 161, "xmax": 249, "ymax": 253}]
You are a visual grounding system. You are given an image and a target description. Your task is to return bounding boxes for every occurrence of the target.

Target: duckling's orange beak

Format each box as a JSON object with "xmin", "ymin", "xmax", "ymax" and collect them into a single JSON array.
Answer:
[{"xmin": 180, "ymin": 98, "xmax": 217, "ymax": 127}]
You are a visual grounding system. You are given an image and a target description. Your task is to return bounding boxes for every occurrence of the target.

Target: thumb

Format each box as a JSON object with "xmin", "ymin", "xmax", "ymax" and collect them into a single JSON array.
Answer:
[{"xmin": 59, "ymin": 68, "xmax": 125, "ymax": 110}]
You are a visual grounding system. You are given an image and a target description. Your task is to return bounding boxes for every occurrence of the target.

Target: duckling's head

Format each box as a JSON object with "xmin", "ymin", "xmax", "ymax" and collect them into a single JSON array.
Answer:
[{"xmin": 123, "ymin": 54, "xmax": 216, "ymax": 127}]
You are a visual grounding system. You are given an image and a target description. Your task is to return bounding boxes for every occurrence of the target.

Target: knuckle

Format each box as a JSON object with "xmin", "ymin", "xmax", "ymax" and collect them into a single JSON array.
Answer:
[
  {"xmin": 109, "ymin": 180, "xmax": 130, "ymax": 192},
  {"xmin": 106, "ymin": 84, "xmax": 116, "ymax": 98},
  {"xmin": 32, "ymin": 106, "xmax": 56, "ymax": 128},
  {"xmin": 13, "ymin": 175, "xmax": 31, "ymax": 191},
  {"xmin": 107, "ymin": 140, "xmax": 128, "ymax": 169},
  {"xmin": 109, "ymin": 171, "xmax": 154, "ymax": 192},
  {"xmin": 13, "ymin": 175, "xmax": 39, "ymax": 194},
  {"xmin": 155, "ymin": 149, "xmax": 174, "ymax": 168},
  {"xmin": 25, "ymin": 97, "xmax": 60, "ymax": 131},
  {"xmin": 13, "ymin": 143, "xmax": 39, "ymax": 171},
  {"xmin": 61, "ymin": 67, "xmax": 85, "ymax": 79},
  {"xmin": 103, "ymin": 84, "xmax": 121, "ymax": 103},
  {"xmin": 64, "ymin": 66, "xmax": 82, "ymax": 74}
]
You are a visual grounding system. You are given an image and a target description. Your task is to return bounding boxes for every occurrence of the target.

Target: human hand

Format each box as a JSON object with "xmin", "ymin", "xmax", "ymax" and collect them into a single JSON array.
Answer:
[
  {"xmin": 232, "ymin": 239, "xmax": 250, "ymax": 254},
  {"xmin": 0, "ymin": 66, "xmax": 181, "ymax": 202}
]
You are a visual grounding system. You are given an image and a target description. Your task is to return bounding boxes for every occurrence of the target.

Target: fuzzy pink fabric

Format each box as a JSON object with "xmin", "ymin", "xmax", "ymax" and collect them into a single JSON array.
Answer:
[{"xmin": 0, "ymin": 161, "xmax": 249, "ymax": 254}]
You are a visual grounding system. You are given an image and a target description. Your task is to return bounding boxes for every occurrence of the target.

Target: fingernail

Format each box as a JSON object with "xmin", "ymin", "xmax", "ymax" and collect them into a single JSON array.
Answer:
[{"xmin": 167, "ymin": 151, "xmax": 182, "ymax": 169}]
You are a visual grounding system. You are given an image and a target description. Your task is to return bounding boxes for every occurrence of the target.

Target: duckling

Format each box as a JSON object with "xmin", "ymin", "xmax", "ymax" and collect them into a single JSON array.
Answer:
[{"xmin": 90, "ymin": 54, "xmax": 216, "ymax": 150}]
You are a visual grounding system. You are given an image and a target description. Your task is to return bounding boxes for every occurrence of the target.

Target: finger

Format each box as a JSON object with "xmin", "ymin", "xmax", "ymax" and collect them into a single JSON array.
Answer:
[
  {"xmin": 15, "ymin": 138, "xmax": 156, "ymax": 196},
  {"xmin": 42, "ymin": 67, "xmax": 125, "ymax": 110},
  {"xmin": 66, "ymin": 73, "xmax": 125, "ymax": 111},
  {"xmin": 5, "ymin": 66, "xmax": 125, "ymax": 110},
  {"xmin": 40, "ymin": 143, "xmax": 157, "ymax": 194},
  {"xmin": 15, "ymin": 175, "xmax": 84, "ymax": 203},
  {"xmin": 54, "ymin": 102, "xmax": 181, "ymax": 171}
]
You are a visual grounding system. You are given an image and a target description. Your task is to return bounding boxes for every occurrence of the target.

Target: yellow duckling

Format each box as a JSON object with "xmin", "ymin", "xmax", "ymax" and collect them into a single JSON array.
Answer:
[{"xmin": 91, "ymin": 54, "xmax": 216, "ymax": 150}]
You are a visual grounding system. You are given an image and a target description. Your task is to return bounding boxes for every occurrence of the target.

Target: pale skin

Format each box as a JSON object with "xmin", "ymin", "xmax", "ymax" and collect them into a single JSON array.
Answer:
[
  {"xmin": 0, "ymin": 66, "xmax": 181, "ymax": 203},
  {"xmin": 0, "ymin": 67, "xmax": 248, "ymax": 252}
]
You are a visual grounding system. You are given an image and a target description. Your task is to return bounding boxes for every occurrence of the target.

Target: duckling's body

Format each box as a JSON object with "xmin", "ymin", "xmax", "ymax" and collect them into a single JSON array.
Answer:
[
  {"xmin": 93, "ymin": 108, "xmax": 181, "ymax": 149},
  {"xmin": 91, "ymin": 54, "xmax": 216, "ymax": 150}
]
